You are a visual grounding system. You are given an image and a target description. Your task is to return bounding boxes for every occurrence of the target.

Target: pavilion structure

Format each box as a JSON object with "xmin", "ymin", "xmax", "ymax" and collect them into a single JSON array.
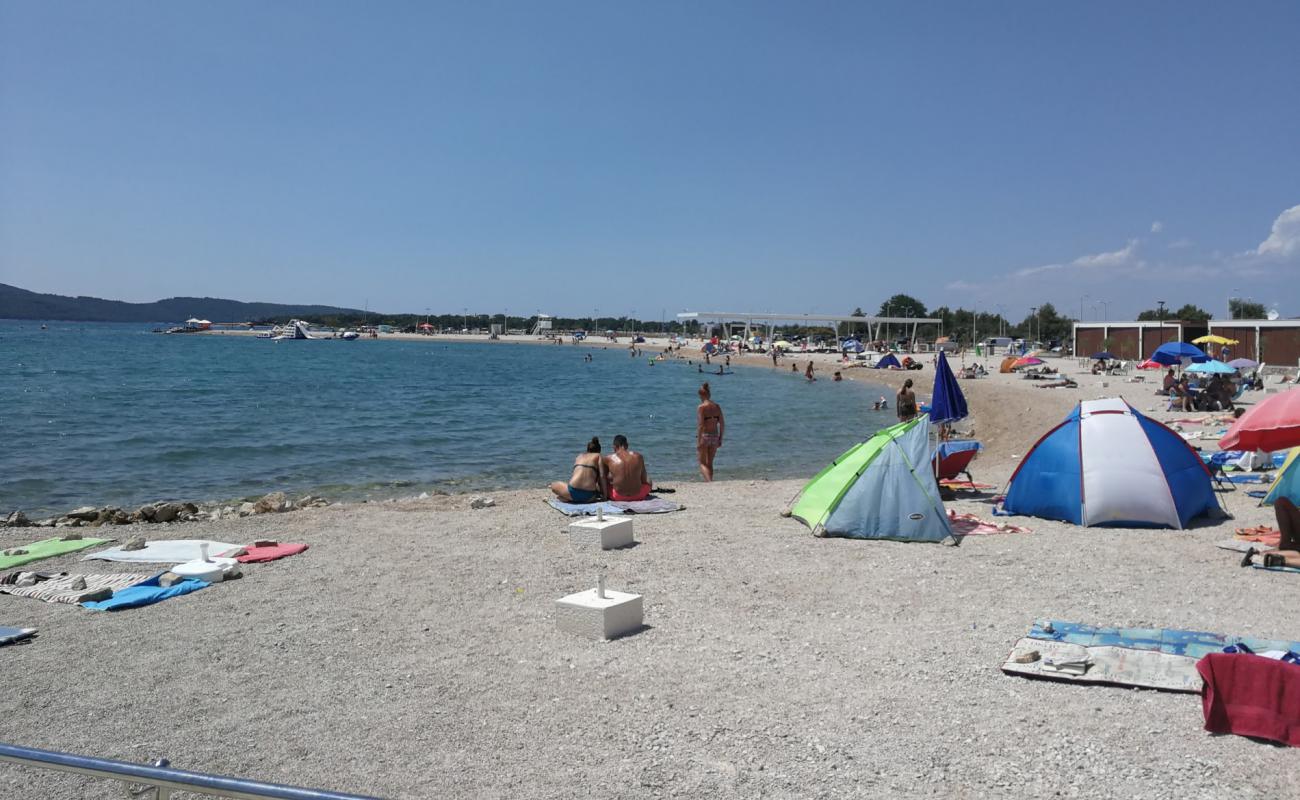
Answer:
[{"xmin": 675, "ymin": 311, "xmax": 942, "ymax": 346}]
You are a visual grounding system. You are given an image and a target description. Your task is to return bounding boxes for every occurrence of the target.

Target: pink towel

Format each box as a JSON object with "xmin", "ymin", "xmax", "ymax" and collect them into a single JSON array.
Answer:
[
  {"xmin": 1196, "ymin": 653, "xmax": 1300, "ymax": 747},
  {"xmin": 235, "ymin": 542, "xmax": 309, "ymax": 564},
  {"xmin": 947, "ymin": 512, "xmax": 1031, "ymax": 536}
]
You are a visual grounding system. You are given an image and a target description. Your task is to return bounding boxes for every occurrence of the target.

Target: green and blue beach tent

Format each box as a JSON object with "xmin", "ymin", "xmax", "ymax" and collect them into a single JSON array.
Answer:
[
  {"xmin": 1264, "ymin": 448, "xmax": 1300, "ymax": 507},
  {"xmin": 788, "ymin": 415, "xmax": 955, "ymax": 544}
]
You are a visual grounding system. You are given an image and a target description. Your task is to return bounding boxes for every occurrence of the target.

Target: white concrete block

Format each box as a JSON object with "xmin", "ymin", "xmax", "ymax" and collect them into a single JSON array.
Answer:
[
  {"xmin": 568, "ymin": 516, "xmax": 634, "ymax": 550},
  {"xmin": 555, "ymin": 587, "xmax": 644, "ymax": 640}
]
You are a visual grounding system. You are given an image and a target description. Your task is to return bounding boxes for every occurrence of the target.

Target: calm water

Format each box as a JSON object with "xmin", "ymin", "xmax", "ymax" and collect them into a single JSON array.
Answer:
[{"xmin": 1, "ymin": 321, "xmax": 890, "ymax": 516}]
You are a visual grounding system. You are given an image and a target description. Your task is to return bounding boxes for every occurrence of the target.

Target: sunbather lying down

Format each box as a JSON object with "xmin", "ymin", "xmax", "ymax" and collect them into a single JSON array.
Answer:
[
  {"xmin": 1035, "ymin": 378, "xmax": 1078, "ymax": 389},
  {"xmin": 1243, "ymin": 497, "xmax": 1300, "ymax": 569}
]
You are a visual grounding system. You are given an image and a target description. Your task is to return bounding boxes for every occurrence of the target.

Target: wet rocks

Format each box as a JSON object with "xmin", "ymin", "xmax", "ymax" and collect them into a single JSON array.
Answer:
[
  {"xmin": 65, "ymin": 506, "xmax": 100, "ymax": 521},
  {"xmin": 470, "ymin": 496, "xmax": 496, "ymax": 510},
  {"xmin": 3, "ymin": 510, "xmax": 31, "ymax": 528},
  {"xmin": 254, "ymin": 492, "xmax": 290, "ymax": 514}
]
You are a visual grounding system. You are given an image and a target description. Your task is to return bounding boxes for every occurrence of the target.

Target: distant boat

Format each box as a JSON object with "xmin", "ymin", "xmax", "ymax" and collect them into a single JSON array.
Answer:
[{"xmin": 340, "ymin": 330, "xmax": 360, "ymax": 341}]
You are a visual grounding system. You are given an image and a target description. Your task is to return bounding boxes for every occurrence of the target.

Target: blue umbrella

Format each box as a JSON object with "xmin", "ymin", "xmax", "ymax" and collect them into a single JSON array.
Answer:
[
  {"xmin": 1228, "ymin": 357, "xmax": 1259, "ymax": 370},
  {"xmin": 929, "ymin": 350, "xmax": 968, "ymax": 424},
  {"xmin": 1091, "ymin": 351, "xmax": 1116, "ymax": 360},
  {"xmin": 1150, "ymin": 341, "xmax": 1209, "ymax": 366},
  {"xmin": 874, "ymin": 353, "xmax": 901, "ymax": 369},
  {"xmin": 1186, "ymin": 359, "xmax": 1237, "ymax": 374}
]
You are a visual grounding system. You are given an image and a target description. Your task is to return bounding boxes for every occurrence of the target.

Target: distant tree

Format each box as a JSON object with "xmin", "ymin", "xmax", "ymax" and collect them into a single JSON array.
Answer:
[
  {"xmin": 1229, "ymin": 298, "xmax": 1267, "ymax": 319},
  {"xmin": 850, "ymin": 307, "xmax": 865, "ymax": 317},
  {"xmin": 878, "ymin": 294, "xmax": 927, "ymax": 319},
  {"xmin": 1136, "ymin": 304, "xmax": 1211, "ymax": 321},
  {"xmin": 1017, "ymin": 303, "xmax": 1073, "ymax": 344}
]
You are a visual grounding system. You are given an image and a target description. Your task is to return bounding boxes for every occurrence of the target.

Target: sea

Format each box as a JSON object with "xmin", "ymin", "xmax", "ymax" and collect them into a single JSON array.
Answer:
[{"xmin": 1, "ymin": 321, "xmax": 892, "ymax": 517}]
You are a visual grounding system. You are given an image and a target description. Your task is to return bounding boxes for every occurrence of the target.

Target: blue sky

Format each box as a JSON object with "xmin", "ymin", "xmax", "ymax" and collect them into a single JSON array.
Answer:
[{"xmin": 2, "ymin": 1, "xmax": 1298, "ymax": 321}]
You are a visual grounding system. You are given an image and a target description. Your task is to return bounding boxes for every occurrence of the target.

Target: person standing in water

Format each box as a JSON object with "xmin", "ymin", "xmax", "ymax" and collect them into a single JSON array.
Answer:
[
  {"xmin": 805, "ymin": 361, "xmax": 816, "ymax": 382},
  {"xmin": 897, "ymin": 378, "xmax": 918, "ymax": 422},
  {"xmin": 696, "ymin": 382, "xmax": 724, "ymax": 481}
]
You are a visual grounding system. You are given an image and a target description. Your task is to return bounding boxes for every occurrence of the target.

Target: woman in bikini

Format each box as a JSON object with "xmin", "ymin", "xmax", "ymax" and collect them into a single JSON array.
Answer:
[
  {"xmin": 549, "ymin": 437, "xmax": 607, "ymax": 503},
  {"xmin": 696, "ymin": 382, "xmax": 725, "ymax": 481}
]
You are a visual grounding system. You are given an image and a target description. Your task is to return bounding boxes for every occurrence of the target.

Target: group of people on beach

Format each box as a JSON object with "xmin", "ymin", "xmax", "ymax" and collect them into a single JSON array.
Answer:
[{"xmin": 548, "ymin": 382, "xmax": 727, "ymax": 503}]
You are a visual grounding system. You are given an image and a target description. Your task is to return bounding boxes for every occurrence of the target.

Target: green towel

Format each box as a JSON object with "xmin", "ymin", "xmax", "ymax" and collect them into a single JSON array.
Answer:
[{"xmin": 0, "ymin": 537, "xmax": 112, "ymax": 570}]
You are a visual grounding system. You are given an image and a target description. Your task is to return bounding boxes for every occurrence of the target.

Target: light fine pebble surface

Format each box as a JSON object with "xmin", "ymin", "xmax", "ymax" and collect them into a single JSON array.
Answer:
[{"xmin": 2, "ymin": 356, "xmax": 1299, "ymax": 798}]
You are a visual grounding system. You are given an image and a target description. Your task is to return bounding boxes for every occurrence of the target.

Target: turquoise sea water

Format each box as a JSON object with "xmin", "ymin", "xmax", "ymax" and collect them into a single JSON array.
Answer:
[{"xmin": 1, "ymin": 321, "xmax": 891, "ymax": 516}]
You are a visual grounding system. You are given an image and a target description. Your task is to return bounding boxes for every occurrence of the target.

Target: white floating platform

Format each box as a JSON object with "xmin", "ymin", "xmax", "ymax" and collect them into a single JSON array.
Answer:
[
  {"xmin": 568, "ymin": 516, "xmax": 634, "ymax": 550},
  {"xmin": 555, "ymin": 588, "xmax": 644, "ymax": 640}
]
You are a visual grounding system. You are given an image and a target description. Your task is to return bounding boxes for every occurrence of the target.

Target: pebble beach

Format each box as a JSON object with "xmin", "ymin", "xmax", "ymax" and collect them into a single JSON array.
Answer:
[{"xmin": 3, "ymin": 346, "xmax": 1299, "ymax": 798}]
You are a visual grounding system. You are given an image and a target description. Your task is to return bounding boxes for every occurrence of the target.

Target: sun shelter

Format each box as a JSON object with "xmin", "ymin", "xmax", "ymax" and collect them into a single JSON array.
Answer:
[
  {"xmin": 999, "ymin": 356, "xmax": 1019, "ymax": 373},
  {"xmin": 1263, "ymin": 449, "xmax": 1300, "ymax": 507},
  {"xmin": 1220, "ymin": 386, "xmax": 1300, "ymax": 452},
  {"xmin": 1002, "ymin": 398, "xmax": 1219, "ymax": 528},
  {"xmin": 929, "ymin": 351, "xmax": 967, "ymax": 423},
  {"xmin": 1150, "ymin": 341, "xmax": 1209, "ymax": 366},
  {"xmin": 787, "ymin": 416, "xmax": 955, "ymax": 543},
  {"xmin": 874, "ymin": 353, "xmax": 901, "ymax": 369}
]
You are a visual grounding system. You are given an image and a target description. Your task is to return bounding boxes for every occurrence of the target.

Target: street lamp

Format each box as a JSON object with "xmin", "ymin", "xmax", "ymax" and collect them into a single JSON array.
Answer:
[
  {"xmin": 1228, "ymin": 288, "xmax": 1238, "ymax": 321},
  {"xmin": 1098, "ymin": 300, "xmax": 1110, "ymax": 321},
  {"xmin": 1029, "ymin": 307, "xmax": 1038, "ymax": 346},
  {"xmin": 462, "ymin": 307, "xmax": 468, "ymax": 333},
  {"xmin": 1157, "ymin": 300, "xmax": 1166, "ymax": 348},
  {"xmin": 1080, "ymin": 293, "xmax": 1089, "ymax": 322}
]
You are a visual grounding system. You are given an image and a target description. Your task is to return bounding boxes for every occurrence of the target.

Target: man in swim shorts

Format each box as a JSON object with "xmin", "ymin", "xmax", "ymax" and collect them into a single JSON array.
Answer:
[{"xmin": 604, "ymin": 434, "xmax": 652, "ymax": 501}]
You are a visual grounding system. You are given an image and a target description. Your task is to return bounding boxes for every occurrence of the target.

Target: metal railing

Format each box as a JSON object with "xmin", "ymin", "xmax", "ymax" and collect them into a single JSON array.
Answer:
[{"xmin": 0, "ymin": 742, "xmax": 383, "ymax": 800}]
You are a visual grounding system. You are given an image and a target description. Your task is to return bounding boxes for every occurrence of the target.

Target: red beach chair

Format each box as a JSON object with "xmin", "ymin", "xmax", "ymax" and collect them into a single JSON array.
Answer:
[{"xmin": 933, "ymin": 440, "xmax": 983, "ymax": 487}]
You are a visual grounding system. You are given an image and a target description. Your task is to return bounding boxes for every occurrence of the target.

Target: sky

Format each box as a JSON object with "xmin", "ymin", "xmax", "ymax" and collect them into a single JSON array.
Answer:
[{"xmin": 2, "ymin": 1, "xmax": 1298, "ymax": 322}]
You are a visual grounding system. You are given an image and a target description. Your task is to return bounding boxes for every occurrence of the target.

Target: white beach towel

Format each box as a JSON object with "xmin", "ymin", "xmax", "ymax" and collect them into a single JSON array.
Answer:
[{"xmin": 83, "ymin": 540, "xmax": 243, "ymax": 564}]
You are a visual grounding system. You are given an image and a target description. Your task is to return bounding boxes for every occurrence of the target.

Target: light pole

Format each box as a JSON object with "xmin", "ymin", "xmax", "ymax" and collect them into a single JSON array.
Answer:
[
  {"xmin": 1157, "ymin": 300, "xmax": 1166, "ymax": 349},
  {"xmin": 462, "ymin": 307, "xmax": 468, "ymax": 333},
  {"xmin": 1029, "ymin": 307, "xmax": 1037, "ymax": 347},
  {"xmin": 995, "ymin": 304, "xmax": 1005, "ymax": 338},
  {"xmin": 1080, "ymin": 293, "xmax": 1089, "ymax": 322},
  {"xmin": 1228, "ymin": 288, "xmax": 1238, "ymax": 321},
  {"xmin": 1098, "ymin": 300, "xmax": 1110, "ymax": 321}
]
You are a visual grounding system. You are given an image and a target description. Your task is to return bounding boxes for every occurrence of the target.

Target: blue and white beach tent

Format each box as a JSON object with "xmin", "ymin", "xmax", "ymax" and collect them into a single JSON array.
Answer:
[{"xmin": 1003, "ymin": 398, "xmax": 1219, "ymax": 528}]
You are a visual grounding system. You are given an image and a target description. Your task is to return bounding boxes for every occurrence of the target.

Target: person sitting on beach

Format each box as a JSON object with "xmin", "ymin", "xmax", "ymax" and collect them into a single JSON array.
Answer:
[
  {"xmin": 549, "ymin": 437, "xmax": 607, "ymax": 504},
  {"xmin": 1242, "ymin": 497, "xmax": 1300, "ymax": 569},
  {"xmin": 604, "ymin": 434, "xmax": 652, "ymax": 502},
  {"xmin": 1163, "ymin": 368, "xmax": 1177, "ymax": 393},
  {"xmin": 897, "ymin": 379, "xmax": 918, "ymax": 422},
  {"xmin": 696, "ymin": 382, "xmax": 724, "ymax": 482}
]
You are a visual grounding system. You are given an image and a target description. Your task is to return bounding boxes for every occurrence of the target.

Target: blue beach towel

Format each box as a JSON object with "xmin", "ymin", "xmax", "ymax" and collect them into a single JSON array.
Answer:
[
  {"xmin": 81, "ymin": 574, "xmax": 208, "ymax": 611},
  {"xmin": 1027, "ymin": 620, "xmax": 1300, "ymax": 659}
]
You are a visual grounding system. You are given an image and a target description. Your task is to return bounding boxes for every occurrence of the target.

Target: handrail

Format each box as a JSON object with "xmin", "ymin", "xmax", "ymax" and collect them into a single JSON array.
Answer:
[{"xmin": 0, "ymin": 742, "xmax": 383, "ymax": 800}]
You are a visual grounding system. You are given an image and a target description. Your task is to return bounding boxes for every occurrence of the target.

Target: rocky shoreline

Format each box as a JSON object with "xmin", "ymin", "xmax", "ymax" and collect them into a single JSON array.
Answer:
[{"xmin": 1, "ymin": 491, "xmax": 330, "ymax": 530}]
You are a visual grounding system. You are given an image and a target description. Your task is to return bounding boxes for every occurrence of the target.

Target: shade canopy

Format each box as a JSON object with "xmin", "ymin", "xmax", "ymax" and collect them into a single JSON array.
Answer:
[
  {"xmin": 1137, "ymin": 359, "xmax": 1163, "ymax": 370},
  {"xmin": 929, "ymin": 350, "xmax": 968, "ymax": 424},
  {"xmin": 1091, "ymin": 351, "xmax": 1116, "ymax": 360},
  {"xmin": 1228, "ymin": 358, "xmax": 1259, "ymax": 369},
  {"xmin": 1219, "ymin": 386, "xmax": 1300, "ymax": 452},
  {"xmin": 774, "ymin": 340, "xmax": 793, "ymax": 349},
  {"xmin": 1014, "ymin": 356, "xmax": 1044, "ymax": 367},
  {"xmin": 1186, "ymin": 359, "xmax": 1236, "ymax": 375},
  {"xmin": 1192, "ymin": 334, "xmax": 1239, "ymax": 346},
  {"xmin": 1150, "ymin": 341, "xmax": 1209, "ymax": 366}
]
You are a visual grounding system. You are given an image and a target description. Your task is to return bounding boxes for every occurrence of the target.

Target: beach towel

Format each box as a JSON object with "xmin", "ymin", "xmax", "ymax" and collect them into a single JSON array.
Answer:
[
  {"xmin": 81, "ymin": 574, "xmax": 208, "ymax": 611},
  {"xmin": 947, "ymin": 512, "xmax": 1032, "ymax": 536},
  {"xmin": 1252, "ymin": 563, "xmax": 1300, "ymax": 574},
  {"xmin": 83, "ymin": 539, "xmax": 242, "ymax": 564},
  {"xmin": 546, "ymin": 497, "xmax": 684, "ymax": 516},
  {"xmin": 0, "ymin": 625, "xmax": 37, "ymax": 646},
  {"xmin": 938, "ymin": 479, "xmax": 996, "ymax": 491},
  {"xmin": 1026, "ymin": 620, "xmax": 1300, "ymax": 659},
  {"xmin": 1002, "ymin": 637, "xmax": 1202, "ymax": 693},
  {"xmin": 235, "ymin": 542, "xmax": 309, "ymax": 564},
  {"xmin": 1234, "ymin": 527, "xmax": 1282, "ymax": 548},
  {"xmin": 1224, "ymin": 474, "xmax": 1267, "ymax": 484},
  {"xmin": 0, "ymin": 537, "xmax": 112, "ymax": 571},
  {"xmin": 1197, "ymin": 653, "xmax": 1300, "ymax": 746},
  {"xmin": 0, "ymin": 572, "xmax": 147, "ymax": 605}
]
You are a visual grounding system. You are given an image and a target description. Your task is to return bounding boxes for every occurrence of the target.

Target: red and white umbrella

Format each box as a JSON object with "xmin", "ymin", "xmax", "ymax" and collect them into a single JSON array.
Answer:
[{"xmin": 1219, "ymin": 386, "xmax": 1300, "ymax": 452}]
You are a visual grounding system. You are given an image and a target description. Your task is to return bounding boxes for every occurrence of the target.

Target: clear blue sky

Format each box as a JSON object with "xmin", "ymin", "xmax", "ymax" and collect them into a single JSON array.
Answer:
[{"xmin": 2, "ymin": 1, "xmax": 1298, "ymax": 321}]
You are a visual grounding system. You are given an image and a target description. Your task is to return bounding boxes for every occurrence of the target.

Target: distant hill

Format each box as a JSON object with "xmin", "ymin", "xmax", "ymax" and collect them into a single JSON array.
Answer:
[{"xmin": 0, "ymin": 283, "xmax": 369, "ymax": 323}]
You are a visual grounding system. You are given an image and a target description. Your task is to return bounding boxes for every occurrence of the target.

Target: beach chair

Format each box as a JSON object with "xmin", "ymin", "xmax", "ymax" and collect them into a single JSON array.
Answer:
[
  {"xmin": 1206, "ymin": 451, "xmax": 1236, "ymax": 492},
  {"xmin": 933, "ymin": 440, "xmax": 982, "ymax": 486}
]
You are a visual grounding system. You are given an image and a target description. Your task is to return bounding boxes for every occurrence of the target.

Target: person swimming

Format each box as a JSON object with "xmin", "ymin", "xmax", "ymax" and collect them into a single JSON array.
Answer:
[{"xmin": 549, "ymin": 437, "xmax": 606, "ymax": 503}]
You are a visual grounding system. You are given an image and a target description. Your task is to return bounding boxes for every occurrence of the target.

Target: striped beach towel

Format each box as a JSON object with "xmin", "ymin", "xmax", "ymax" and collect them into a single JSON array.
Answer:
[{"xmin": 0, "ymin": 572, "xmax": 147, "ymax": 605}]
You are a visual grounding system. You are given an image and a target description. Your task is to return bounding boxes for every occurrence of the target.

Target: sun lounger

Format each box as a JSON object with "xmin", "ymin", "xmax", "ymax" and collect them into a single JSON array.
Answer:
[
  {"xmin": 0, "ymin": 537, "xmax": 113, "ymax": 571},
  {"xmin": 81, "ymin": 573, "xmax": 208, "ymax": 611},
  {"xmin": 0, "ymin": 572, "xmax": 147, "ymax": 605},
  {"xmin": 83, "ymin": 539, "xmax": 242, "ymax": 564}
]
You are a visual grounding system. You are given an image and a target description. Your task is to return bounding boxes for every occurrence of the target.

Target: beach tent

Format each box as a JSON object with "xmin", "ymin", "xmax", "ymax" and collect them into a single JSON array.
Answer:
[
  {"xmin": 1263, "ymin": 449, "xmax": 1300, "ymax": 507},
  {"xmin": 787, "ymin": 416, "xmax": 955, "ymax": 543},
  {"xmin": 1003, "ymin": 398, "xmax": 1219, "ymax": 528},
  {"xmin": 874, "ymin": 353, "xmax": 901, "ymax": 369},
  {"xmin": 999, "ymin": 356, "xmax": 1019, "ymax": 373}
]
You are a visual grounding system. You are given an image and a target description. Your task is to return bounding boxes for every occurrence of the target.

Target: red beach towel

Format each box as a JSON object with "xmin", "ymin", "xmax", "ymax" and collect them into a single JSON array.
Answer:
[
  {"xmin": 1196, "ymin": 653, "xmax": 1300, "ymax": 747},
  {"xmin": 235, "ymin": 542, "xmax": 309, "ymax": 564}
]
